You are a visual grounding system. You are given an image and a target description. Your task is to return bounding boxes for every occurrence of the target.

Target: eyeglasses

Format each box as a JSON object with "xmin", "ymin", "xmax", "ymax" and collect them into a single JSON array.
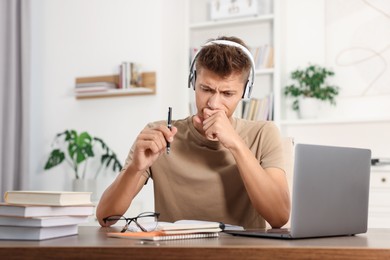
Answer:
[{"xmin": 103, "ymin": 211, "xmax": 160, "ymax": 233}]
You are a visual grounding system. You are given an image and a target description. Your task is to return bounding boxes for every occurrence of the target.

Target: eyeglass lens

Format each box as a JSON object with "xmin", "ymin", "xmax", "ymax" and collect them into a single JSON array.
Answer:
[
  {"xmin": 104, "ymin": 212, "xmax": 159, "ymax": 232},
  {"xmin": 127, "ymin": 212, "xmax": 158, "ymax": 232}
]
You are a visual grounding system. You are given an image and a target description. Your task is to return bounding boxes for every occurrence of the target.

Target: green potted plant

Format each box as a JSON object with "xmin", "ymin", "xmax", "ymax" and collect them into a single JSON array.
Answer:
[
  {"xmin": 283, "ymin": 64, "xmax": 340, "ymax": 119},
  {"xmin": 44, "ymin": 130, "xmax": 122, "ymax": 200}
]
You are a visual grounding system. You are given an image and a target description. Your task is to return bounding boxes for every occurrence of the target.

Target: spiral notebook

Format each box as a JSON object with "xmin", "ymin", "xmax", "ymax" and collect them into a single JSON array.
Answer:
[{"xmin": 107, "ymin": 231, "xmax": 219, "ymax": 241}]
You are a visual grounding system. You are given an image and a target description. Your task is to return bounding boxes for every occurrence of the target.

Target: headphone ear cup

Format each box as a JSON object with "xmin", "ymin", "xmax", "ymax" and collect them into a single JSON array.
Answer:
[
  {"xmin": 188, "ymin": 72, "xmax": 193, "ymax": 89},
  {"xmin": 188, "ymin": 70, "xmax": 197, "ymax": 90},
  {"xmin": 191, "ymin": 70, "xmax": 196, "ymax": 90},
  {"xmin": 242, "ymin": 80, "xmax": 249, "ymax": 99}
]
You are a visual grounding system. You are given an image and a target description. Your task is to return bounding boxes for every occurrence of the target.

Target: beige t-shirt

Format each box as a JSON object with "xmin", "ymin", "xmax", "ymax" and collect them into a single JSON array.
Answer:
[{"xmin": 124, "ymin": 116, "xmax": 285, "ymax": 228}]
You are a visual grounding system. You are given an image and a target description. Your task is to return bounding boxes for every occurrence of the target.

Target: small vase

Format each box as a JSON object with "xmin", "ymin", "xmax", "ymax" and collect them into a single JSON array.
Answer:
[
  {"xmin": 72, "ymin": 179, "xmax": 98, "ymax": 202},
  {"xmin": 298, "ymin": 97, "xmax": 320, "ymax": 119}
]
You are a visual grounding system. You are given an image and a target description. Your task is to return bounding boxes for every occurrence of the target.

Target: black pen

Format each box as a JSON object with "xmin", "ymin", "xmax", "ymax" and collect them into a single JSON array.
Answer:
[{"xmin": 167, "ymin": 107, "xmax": 172, "ymax": 154}]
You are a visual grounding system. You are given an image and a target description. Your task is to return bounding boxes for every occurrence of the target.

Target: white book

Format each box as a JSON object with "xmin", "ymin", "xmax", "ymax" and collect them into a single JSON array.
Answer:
[
  {"xmin": 157, "ymin": 219, "xmax": 244, "ymax": 232},
  {"xmin": 124, "ymin": 62, "xmax": 129, "ymax": 88},
  {"xmin": 75, "ymin": 82, "xmax": 116, "ymax": 88},
  {"xmin": 156, "ymin": 221, "xmax": 222, "ymax": 234},
  {"xmin": 0, "ymin": 224, "xmax": 78, "ymax": 241},
  {"xmin": 4, "ymin": 191, "xmax": 92, "ymax": 206},
  {"xmin": 0, "ymin": 203, "xmax": 94, "ymax": 217},
  {"xmin": 128, "ymin": 62, "xmax": 133, "ymax": 88},
  {"xmin": 121, "ymin": 62, "xmax": 126, "ymax": 89},
  {"xmin": 0, "ymin": 215, "xmax": 89, "ymax": 227},
  {"xmin": 74, "ymin": 86, "xmax": 110, "ymax": 93},
  {"xmin": 260, "ymin": 45, "xmax": 271, "ymax": 69}
]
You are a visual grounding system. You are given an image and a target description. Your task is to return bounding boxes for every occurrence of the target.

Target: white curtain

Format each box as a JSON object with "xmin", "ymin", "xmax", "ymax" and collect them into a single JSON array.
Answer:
[{"xmin": 0, "ymin": 0, "xmax": 30, "ymax": 200}]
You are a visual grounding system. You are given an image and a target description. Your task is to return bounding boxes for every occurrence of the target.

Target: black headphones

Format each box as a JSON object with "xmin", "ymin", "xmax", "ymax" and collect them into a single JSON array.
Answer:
[{"xmin": 188, "ymin": 40, "xmax": 256, "ymax": 99}]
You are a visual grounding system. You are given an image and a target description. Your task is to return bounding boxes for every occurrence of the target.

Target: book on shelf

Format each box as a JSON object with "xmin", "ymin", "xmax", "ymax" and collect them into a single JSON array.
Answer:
[
  {"xmin": 75, "ymin": 82, "xmax": 117, "ymax": 93},
  {"xmin": 119, "ymin": 61, "xmax": 140, "ymax": 88},
  {"xmin": 120, "ymin": 62, "xmax": 130, "ymax": 89},
  {"xmin": 239, "ymin": 94, "xmax": 273, "ymax": 121},
  {"xmin": 0, "ymin": 215, "xmax": 89, "ymax": 227},
  {"xmin": 250, "ymin": 45, "xmax": 274, "ymax": 69},
  {"xmin": 107, "ymin": 231, "xmax": 219, "ymax": 241},
  {"xmin": 267, "ymin": 93, "xmax": 274, "ymax": 120},
  {"xmin": 4, "ymin": 191, "xmax": 93, "ymax": 206},
  {"xmin": 0, "ymin": 203, "xmax": 95, "ymax": 217},
  {"xmin": 266, "ymin": 46, "xmax": 274, "ymax": 68},
  {"xmin": 254, "ymin": 97, "xmax": 269, "ymax": 121},
  {"xmin": 75, "ymin": 82, "xmax": 117, "ymax": 88},
  {"xmin": 0, "ymin": 224, "xmax": 78, "ymax": 241}
]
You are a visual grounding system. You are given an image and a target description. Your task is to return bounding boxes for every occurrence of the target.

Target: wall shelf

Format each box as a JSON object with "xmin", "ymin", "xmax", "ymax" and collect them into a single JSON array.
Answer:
[
  {"xmin": 74, "ymin": 72, "xmax": 156, "ymax": 100},
  {"xmin": 75, "ymin": 87, "xmax": 155, "ymax": 99}
]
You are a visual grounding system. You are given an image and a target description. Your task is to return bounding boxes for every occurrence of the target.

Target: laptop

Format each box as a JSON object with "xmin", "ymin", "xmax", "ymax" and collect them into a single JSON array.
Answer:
[{"xmin": 226, "ymin": 143, "xmax": 372, "ymax": 239}]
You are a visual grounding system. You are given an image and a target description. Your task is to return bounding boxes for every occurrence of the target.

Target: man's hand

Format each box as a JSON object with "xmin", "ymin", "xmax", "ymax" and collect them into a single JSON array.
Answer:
[
  {"xmin": 130, "ymin": 125, "xmax": 177, "ymax": 172},
  {"xmin": 194, "ymin": 108, "xmax": 240, "ymax": 149}
]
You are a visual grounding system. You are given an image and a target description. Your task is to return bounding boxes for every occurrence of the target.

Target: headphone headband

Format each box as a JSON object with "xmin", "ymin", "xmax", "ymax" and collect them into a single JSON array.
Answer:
[{"xmin": 188, "ymin": 39, "xmax": 256, "ymax": 99}]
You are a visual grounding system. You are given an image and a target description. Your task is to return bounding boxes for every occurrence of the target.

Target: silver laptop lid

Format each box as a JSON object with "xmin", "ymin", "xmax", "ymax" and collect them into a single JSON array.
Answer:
[{"xmin": 290, "ymin": 144, "xmax": 371, "ymax": 238}]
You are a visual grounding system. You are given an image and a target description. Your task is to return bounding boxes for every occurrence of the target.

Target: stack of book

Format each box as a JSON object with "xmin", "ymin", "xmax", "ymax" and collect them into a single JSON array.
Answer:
[
  {"xmin": 74, "ymin": 81, "xmax": 117, "ymax": 94},
  {"xmin": 119, "ymin": 61, "xmax": 140, "ymax": 89},
  {"xmin": 250, "ymin": 44, "xmax": 274, "ymax": 69},
  {"xmin": 234, "ymin": 94, "xmax": 274, "ymax": 121},
  {"xmin": 0, "ymin": 191, "xmax": 94, "ymax": 241}
]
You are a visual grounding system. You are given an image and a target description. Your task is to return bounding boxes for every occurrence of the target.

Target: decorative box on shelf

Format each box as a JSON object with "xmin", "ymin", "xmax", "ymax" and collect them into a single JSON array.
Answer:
[
  {"xmin": 74, "ymin": 72, "xmax": 156, "ymax": 99},
  {"xmin": 209, "ymin": 0, "xmax": 272, "ymax": 21}
]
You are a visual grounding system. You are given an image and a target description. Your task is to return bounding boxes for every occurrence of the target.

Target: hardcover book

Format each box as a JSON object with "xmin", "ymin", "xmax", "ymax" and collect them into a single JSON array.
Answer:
[
  {"xmin": 0, "ymin": 215, "xmax": 89, "ymax": 227},
  {"xmin": 0, "ymin": 203, "xmax": 94, "ymax": 217},
  {"xmin": 4, "ymin": 191, "xmax": 92, "ymax": 206},
  {"xmin": 0, "ymin": 224, "xmax": 78, "ymax": 241}
]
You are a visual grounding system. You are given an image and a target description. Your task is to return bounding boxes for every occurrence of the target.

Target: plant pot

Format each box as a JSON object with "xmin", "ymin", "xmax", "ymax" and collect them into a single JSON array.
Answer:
[
  {"xmin": 72, "ymin": 179, "xmax": 97, "ymax": 202},
  {"xmin": 298, "ymin": 97, "xmax": 320, "ymax": 119}
]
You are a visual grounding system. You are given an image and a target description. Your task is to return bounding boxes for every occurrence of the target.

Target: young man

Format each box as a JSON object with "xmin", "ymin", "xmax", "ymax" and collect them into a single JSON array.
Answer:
[{"xmin": 96, "ymin": 36, "xmax": 290, "ymax": 229}]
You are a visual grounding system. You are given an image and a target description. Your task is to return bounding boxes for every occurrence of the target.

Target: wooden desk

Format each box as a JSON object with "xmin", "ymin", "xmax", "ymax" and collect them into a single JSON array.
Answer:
[{"xmin": 1, "ymin": 226, "xmax": 390, "ymax": 259}]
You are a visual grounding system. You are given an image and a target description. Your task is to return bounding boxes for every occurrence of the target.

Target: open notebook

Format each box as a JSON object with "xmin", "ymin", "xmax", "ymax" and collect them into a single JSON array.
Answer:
[
  {"xmin": 107, "ymin": 220, "xmax": 224, "ymax": 241},
  {"xmin": 226, "ymin": 143, "xmax": 371, "ymax": 239}
]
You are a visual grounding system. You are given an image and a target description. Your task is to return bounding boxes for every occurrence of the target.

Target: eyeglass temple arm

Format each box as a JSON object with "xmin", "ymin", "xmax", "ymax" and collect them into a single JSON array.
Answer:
[
  {"xmin": 121, "ymin": 223, "xmax": 129, "ymax": 233},
  {"xmin": 133, "ymin": 219, "xmax": 148, "ymax": 232}
]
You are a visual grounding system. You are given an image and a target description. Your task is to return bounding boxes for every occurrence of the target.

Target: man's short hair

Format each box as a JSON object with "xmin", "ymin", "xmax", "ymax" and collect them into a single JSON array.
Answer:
[{"xmin": 195, "ymin": 36, "xmax": 252, "ymax": 82}]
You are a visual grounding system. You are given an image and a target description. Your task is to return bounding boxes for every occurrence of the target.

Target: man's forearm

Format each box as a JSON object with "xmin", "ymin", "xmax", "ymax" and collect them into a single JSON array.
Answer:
[
  {"xmin": 229, "ymin": 140, "xmax": 291, "ymax": 228},
  {"xmin": 96, "ymin": 166, "xmax": 146, "ymax": 226}
]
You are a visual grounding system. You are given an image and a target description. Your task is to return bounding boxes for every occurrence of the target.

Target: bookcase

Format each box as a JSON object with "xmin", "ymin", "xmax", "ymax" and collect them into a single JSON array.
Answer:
[
  {"xmin": 187, "ymin": 0, "xmax": 281, "ymax": 123},
  {"xmin": 74, "ymin": 72, "xmax": 156, "ymax": 99}
]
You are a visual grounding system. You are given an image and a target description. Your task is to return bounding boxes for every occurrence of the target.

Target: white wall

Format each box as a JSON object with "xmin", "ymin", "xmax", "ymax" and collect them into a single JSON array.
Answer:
[
  {"xmin": 280, "ymin": 0, "xmax": 390, "ymax": 121},
  {"xmin": 279, "ymin": 0, "xmax": 390, "ymax": 160},
  {"xmin": 29, "ymin": 0, "xmax": 188, "ymax": 212},
  {"xmin": 280, "ymin": 0, "xmax": 326, "ymax": 119}
]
